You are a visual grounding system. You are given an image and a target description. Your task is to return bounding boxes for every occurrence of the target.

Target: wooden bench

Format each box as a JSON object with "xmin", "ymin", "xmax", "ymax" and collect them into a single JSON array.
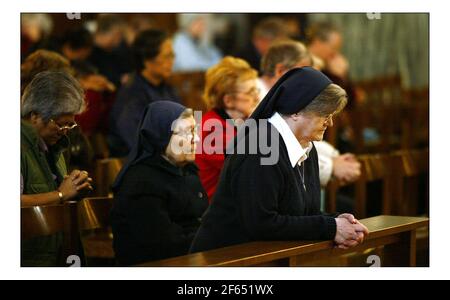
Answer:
[
  {"xmin": 21, "ymin": 201, "xmax": 81, "ymax": 266},
  {"xmin": 139, "ymin": 215, "xmax": 428, "ymax": 267},
  {"xmin": 77, "ymin": 197, "xmax": 115, "ymax": 265},
  {"xmin": 92, "ymin": 158, "xmax": 125, "ymax": 197}
]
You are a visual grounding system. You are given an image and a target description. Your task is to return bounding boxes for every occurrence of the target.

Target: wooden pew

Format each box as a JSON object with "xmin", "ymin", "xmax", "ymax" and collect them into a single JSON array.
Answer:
[
  {"xmin": 21, "ymin": 201, "xmax": 81, "ymax": 266},
  {"xmin": 92, "ymin": 158, "xmax": 125, "ymax": 197},
  {"xmin": 139, "ymin": 215, "xmax": 428, "ymax": 267},
  {"xmin": 389, "ymin": 149, "xmax": 429, "ymax": 216},
  {"xmin": 326, "ymin": 153, "xmax": 391, "ymax": 218},
  {"xmin": 326, "ymin": 149, "xmax": 429, "ymax": 218},
  {"xmin": 78, "ymin": 197, "xmax": 115, "ymax": 265}
]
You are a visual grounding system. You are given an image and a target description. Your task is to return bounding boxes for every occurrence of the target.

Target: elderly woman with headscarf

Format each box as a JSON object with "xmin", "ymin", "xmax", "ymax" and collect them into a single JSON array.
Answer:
[
  {"xmin": 190, "ymin": 67, "xmax": 369, "ymax": 253},
  {"xmin": 110, "ymin": 101, "xmax": 208, "ymax": 266}
]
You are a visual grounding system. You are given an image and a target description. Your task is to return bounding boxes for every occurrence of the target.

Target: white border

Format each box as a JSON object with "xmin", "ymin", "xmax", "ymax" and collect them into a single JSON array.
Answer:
[{"xmin": 2, "ymin": 0, "xmax": 448, "ymax": 280}]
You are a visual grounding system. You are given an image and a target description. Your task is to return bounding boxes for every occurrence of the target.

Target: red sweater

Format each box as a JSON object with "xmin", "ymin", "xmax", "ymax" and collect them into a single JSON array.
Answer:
[{"xmin": 196, "ymin": 109, "xmax": 237, "ymax": 202}]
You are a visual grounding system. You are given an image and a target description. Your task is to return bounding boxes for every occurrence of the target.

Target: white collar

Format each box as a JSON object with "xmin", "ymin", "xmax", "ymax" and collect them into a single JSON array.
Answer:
[{"xmin": 268, "ymin": 112, "xmax": 312, "ymax": 168}]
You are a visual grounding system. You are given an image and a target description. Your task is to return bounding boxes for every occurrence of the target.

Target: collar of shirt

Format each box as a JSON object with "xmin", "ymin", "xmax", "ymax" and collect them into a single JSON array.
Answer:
[
  {"xmin": 268, "ymin": 112, "xmax": 312, "ymax": 168},
  {"xmin": 38, "ymin": 137, "xmax": 48, "ymax": 153}
]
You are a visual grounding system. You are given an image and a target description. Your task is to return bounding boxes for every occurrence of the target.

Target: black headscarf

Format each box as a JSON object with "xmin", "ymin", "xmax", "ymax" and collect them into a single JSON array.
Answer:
[
  {"xmin": 228, "ymin": 67, "xmax": 332, "ymax": 154},
  {"xmin": 251, "ymin": 67, "xmax": 332, "ymax": 120},
  {"xmin": 113, "ymin": 101, "xmax": 186, "ymax": 189}
]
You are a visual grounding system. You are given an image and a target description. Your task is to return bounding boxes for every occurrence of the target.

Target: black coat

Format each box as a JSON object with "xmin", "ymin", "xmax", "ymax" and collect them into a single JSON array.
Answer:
[
  {"xmin": 190, "ymin": 123, "xmax": 337, "ymax": 253},
  {"xmin": 111, "ymin": 154, "xmax": 208, "ymax": 265}
]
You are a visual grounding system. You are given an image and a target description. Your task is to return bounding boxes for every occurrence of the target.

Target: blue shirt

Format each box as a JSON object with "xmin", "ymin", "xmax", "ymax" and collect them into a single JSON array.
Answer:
[{"xmin": 173, "ymin": 32, "xmax": 222, "ymax": 72}]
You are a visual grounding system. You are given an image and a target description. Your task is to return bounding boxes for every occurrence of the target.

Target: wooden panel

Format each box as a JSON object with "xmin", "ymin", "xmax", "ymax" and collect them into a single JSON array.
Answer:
[{"xmin": 139, "ymin": 215, "xmax": 428, "ymax": 267}]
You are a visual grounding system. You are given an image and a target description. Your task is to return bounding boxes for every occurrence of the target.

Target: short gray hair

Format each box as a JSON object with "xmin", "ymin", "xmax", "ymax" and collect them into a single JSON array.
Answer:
[
  {"xmin": 261, "ymin": 39, "xmax": 311, "ymax": 76},
  {"xmin": 301, "ymin": 83, "xmax": 348, "ymax": 116},
  {"xmin": 21, "ymin": 70, "xmax": 85, "ymax": 122}
]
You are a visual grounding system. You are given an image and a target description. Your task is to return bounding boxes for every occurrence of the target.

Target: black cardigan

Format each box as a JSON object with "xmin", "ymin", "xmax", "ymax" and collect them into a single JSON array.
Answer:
[
  {"xmin": 111, "ymin": 154, "xmax": 208, "ymax": 265},
  {"xmin": 190, "ymin": 123, "xmax": 337, "ymax": 253}
]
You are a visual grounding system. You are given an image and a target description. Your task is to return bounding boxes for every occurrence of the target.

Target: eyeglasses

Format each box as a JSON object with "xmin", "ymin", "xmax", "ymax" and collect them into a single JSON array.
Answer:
[
  {"xmin": 233, "ymin": 87, "xmax": 261, "ymax": 98},
  {"xmin": 50, "ymin": 119, "xmax": 78, "ymax": 131},
  {"xmin": 173, "ymin": 124, "xmax": 200, "ymax": 140}
]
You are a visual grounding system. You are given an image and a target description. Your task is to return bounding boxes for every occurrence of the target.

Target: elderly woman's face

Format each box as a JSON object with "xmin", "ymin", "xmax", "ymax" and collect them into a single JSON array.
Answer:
[
  {"xmin": 295, "ymin": 112, "xmax": 334, "ymax": 143},
  {"xmin": 31, "ymin": 113, "xmax": 76, "ymax": 146},
  {"xmin": 165, "ymin": 116, "xmax": 199, "ymax": 166}
]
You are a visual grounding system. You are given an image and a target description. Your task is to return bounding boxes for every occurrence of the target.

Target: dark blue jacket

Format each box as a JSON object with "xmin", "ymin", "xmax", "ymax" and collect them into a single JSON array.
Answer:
[{"xmin": 109, "ymin": 73, "xmax": 180, "ymax": 157}]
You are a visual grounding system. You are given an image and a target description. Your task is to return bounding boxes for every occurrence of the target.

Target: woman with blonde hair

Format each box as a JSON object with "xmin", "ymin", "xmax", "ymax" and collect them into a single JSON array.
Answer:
[{"xmin": 196, "ymin": 56, "xmax": 259, "ymax": 201}]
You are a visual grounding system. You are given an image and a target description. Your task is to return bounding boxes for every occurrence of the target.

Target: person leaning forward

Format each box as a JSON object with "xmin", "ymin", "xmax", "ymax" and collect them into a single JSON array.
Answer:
[{"xmin": 190, "ymin": 67, "xmax": 369, "ymax": 253}]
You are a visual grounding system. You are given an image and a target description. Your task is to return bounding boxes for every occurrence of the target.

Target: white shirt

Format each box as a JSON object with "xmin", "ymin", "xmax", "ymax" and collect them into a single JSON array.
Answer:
[
  {"xmin": 256, "ymin": 77, "xmax": 271, "ymax": 104},
  {"xmin": 315, "ymin": 140, "xmax": 340, "ymax": 186},
  {"xmin": 268, "ymin": 112, "xmax": 312, "ymax": 168}
]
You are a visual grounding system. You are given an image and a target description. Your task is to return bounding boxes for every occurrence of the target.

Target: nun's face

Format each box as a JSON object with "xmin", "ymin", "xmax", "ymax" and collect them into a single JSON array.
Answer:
[
  {"xmin": 165, "ymin": 116, "xmax": 199, "ymax": 166},
  {"xmin": 294, "ymin": 112, "xmax": 334, "ymax": 143}
]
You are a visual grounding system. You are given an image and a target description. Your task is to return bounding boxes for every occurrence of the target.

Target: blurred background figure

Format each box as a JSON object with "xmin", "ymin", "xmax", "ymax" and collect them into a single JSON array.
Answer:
[
  {"xmin": 258, "ymin": 39, "xmax": 312, "ymax": 100},
  {"xmin": 108, "ymin": 29, "xmax": 180, "ymax": 157},
  {"xmin": 88, "ymin": 14, "xmax": 129, "ymax": 87},
  {"xmin": 172, "ymin": 14, "xmax": 223, "ymax": 72},
  {"xmin": 234, "ymin": 16, "xmax": 289, "ymax": 73},
  {"xmin": 60, "ymin": 27, "xmax": 93, "ymax": 62},
  {"xmin": 21, "ymin": 13, "xmax": 54, "ymax": 60}
]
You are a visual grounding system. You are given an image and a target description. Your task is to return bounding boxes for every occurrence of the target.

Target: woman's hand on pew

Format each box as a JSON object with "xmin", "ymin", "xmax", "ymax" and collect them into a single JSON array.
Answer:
[{"xmin": 334, "ymin": 216, "xmax": 370, "ymax": 249}]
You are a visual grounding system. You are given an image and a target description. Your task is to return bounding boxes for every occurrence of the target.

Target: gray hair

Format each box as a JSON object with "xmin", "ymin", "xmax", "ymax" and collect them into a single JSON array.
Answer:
[
  {"xmin": 261, "ymin": 39, "xmax": 311, "ymax": 76},
  {"xmin": 301, "ymin": 83, "xmax": 348, "ymax": 116},
  {"xmin": 21, "ymin": 70, "xmax": 85, "ymax": 122}
]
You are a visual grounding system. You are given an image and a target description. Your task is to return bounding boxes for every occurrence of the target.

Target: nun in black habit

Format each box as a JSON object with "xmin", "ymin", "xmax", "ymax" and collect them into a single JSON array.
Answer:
[
  {"xmin": 190, "ymin": 67, "xmax": 369, "ymax": 253},
  {"xmin": 110, "ymin": 101, "xmax": 208, "ymax": 265}
]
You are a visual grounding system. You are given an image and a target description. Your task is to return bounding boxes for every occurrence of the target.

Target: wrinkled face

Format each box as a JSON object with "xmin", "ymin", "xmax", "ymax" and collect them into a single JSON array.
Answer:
[
  {"xmin": 294, "ymin": 112, "xmax": 334, "ymax": 142},
  {"xmin": 226, "ymin": 79, "xmax": 260, "ymax": 118},
  {"xmin": 165, "ymin": 116, "xmax": 199, "ymax": 166},
  {"xmin": 31, "ymin": 113, "xmax": 77, "ymax": 146},
  {"xmin": 144, "ymin": 39, "xmax": 175, "ymax": 81}
]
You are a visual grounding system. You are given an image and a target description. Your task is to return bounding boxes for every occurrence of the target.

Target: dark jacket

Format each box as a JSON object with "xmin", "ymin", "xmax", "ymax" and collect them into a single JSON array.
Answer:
[
  {"xmin": 108, "ymin": 73, "xmax": 180, "ymax": 157},
  {"xmin": 190, "ymin": 123, "xmax": 337, "ymax": 253},
  {"xmin": 110, "ymin": 154, "xmax": 208, "ymax": 265}
]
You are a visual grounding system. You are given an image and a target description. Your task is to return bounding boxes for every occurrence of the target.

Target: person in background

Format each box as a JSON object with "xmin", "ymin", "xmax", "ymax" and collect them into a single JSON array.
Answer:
[
  {"xmin": 21, "ymin": 13, "xmax": 54, "ymax": 60},
  {"xmin": 60, "ymin": 27, "xmax": 94, "ymax": 62},
  {"xmin": 88, "ymin": 14, "xmax": 128, "ymax": 87},
  {"xmin": 172, "ymin": 14, "xmax": 223, "ymax": 72},
  {"xmin": 259, "ymin": 39, "xmax": 361, "ymax": 189},
  {"xmin": 196, "ymin": 56, "xmax": 259, "ymax": 201},
  {"xmin": 21, "ymin": 71, "xmax": 93, "ymax": 266},
  {"xmin": 111, "ymin": 101, "xmax": 208, "ymax": 266},
  {"xmin": 257, "ymin": 39, "xmax": 312, "ymax": 100},
  {"xmin": 109, "ymin": 29, "xmax": 180, "ymax": 157},
  {"xmin": 234, "ymin": 17, "xmax": 289, "ymax": 73}
]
